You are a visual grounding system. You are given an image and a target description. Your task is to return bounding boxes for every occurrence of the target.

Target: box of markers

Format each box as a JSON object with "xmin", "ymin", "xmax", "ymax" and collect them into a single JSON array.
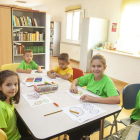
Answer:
[{"xmin": 34, "ymin": 82, "xmax": 58, "ymax": 92}]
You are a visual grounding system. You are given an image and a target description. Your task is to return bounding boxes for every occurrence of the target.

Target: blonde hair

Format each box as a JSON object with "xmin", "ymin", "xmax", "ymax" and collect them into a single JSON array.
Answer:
[
  {"xmin": 91, "ymin": 53, "xmax": 106, "ymax": 66},
  {"xmin": 23, "ymin": 49, "xmax": 33, "ymax": 55}
]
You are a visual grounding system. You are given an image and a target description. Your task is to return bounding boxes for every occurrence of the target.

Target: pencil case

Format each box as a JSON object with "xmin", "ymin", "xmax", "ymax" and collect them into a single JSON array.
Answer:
[{"xmin": 34, "ymin": 82, "xmax": 58, "ymax": 92}]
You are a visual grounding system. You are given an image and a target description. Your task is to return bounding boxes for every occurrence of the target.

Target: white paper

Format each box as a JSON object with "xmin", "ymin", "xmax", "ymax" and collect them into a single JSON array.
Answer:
[
  {"xmin": 22, "ymin": 92, "xmax": 53, "ymax": 107},
  {"xmin": 62, "ymin": 103, "xmax": 106, "ymax": 123},
  {"xmin": 65, "ymin": 87, "xmax": 98, "ymax": 100}
]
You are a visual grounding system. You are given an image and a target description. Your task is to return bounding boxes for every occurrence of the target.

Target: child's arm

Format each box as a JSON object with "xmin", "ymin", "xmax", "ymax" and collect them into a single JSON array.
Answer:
[
  {"xmin": 16, "ymin": 68, "xmax": 32, "ymax": 74},
  {"xmin": 47, "ymin": 70, "xmax": 56, "ymax": 79},
  {"xmin": 70, "ymin": 79, "xmax": 79, "ymax": 93},
  {"xmin": 37, "ymin": 66, "xmax": 42, "ymax": 73},
  {"xmin": 80, "ymin": 94, "xmax": 120, "ymax": 104},
  {"xmin": 55, "ymin": 73, "xmax": 71, "ymax": 80}
]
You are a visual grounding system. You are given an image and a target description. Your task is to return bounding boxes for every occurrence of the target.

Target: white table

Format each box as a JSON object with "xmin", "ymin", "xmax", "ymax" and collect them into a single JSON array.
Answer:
[{"xmin": 15, "ymin": 72, "xmax": 121, "ymax": 140}]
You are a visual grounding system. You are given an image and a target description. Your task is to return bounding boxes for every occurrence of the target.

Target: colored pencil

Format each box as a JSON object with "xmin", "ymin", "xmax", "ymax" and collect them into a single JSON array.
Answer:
[
  {"xmin": 53, "ymin": 102, "xmax": 59, "ymax": 107},
  {"xmin": 40, "ymin": 91, "xmax": 55, "ymax": 95},
  {"xmin": 69, "ymin": 110, "xmax": 79, "ymax": 114},
  {"xmin": 44, "ymin": 110, "xmax": 62, "ymax": 116}
]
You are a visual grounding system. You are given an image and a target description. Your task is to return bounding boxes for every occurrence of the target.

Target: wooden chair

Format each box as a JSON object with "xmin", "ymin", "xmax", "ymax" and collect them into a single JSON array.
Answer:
[
  {"xmin": 1, "ymin": 63, "xmax": 20, "ymax": 72},
  {"xmin": 0, "ymin": 129, "xmax": 7, "ymax": 140},
  {"xmin": 72, "ymin": 67, "xmax": 84, "ymax": 80}
]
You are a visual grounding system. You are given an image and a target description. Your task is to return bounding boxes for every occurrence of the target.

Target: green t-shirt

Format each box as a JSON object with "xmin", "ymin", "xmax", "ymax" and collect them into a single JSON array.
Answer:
[
  {"xmin": 77, "ymin": 73, "xmax": 119, "ymax": 97},
  {"xmin": 17, "ymin": 60, "xmax": 38, "ymax": 70},
  {"xmin": 0, "ymin": 100, "xmax": 21, "ymax": 140},
  {"xmin": 130, "ymin": 90, "xmax": 140, "ymax": 121}
]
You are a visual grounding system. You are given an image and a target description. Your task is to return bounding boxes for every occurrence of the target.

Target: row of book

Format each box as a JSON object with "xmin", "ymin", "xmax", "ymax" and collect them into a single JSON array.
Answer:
[
  {"xmin": 13, "ymin": 15, "xmax": 38, "ymax": 26},
  {"xmin": 13, "ymin": 31, "xmax": 44, "ymax": 41},
  {"xmin": 14, "ymin": 44, "xmax": 45, "ymax": 55}
]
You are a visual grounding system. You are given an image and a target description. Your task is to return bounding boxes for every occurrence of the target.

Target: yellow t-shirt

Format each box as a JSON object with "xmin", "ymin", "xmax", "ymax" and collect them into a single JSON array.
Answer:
[{"xmin": 53, "ymin": 66, "xmax": 73, "ymax": 82}]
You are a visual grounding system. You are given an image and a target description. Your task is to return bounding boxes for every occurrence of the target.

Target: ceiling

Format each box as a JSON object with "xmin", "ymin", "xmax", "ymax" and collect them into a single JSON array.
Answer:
[{"xmin": 0, "ymin": 0, "xmax": 63, "ymax": 7}]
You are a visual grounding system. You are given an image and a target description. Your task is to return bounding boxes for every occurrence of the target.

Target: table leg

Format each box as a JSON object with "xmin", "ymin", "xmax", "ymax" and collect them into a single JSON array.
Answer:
[{"xmin": 99, "ymin": 119, "xmax": 104, "ymax": 140}]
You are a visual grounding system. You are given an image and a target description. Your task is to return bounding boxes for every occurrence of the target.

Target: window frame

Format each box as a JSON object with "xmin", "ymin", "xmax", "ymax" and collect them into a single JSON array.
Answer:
[{"xmin": 66, "ymin": 9, "xmax": 85, "ymax": 42}]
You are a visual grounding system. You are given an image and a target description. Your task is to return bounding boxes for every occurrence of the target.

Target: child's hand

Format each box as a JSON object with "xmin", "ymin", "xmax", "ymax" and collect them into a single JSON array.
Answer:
[
  {"xmin": 70, "ymin": 86, "xmax": 78, "ymax": 93},
  {"xmin": 54, "ymin": 73, "xmax": 59, "ymax": 77},
  {"xmin": 80, "ymin": 94, "xmax": 94, "ymax": 102},
  {"xmin": 51, "ymin": 74, "xmax": 56, "ymax": 79},
  {"xmin": 38, "ymin": 69, "xmax": 42, "ymax": 73},
  {"xmin": 27, "ymin": 69, "xmax": 32, "ymax": 74}
]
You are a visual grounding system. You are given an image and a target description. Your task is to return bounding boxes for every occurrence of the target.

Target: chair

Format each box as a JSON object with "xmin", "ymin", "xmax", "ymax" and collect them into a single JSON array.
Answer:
[
  {"xmin": 88, "ymin": 90, "xmax": 121, "ymax": 139},
  {"xmin": 72, "ymin": 67, "xmax": 84, "ymax": 80},
  {"xmin": 117, "ymin": 83, "xmax": 140, "ymax": 126},
  {"xmin": 0, "ymin": 129, "xmax": 7, "ymax": 140},
  {"xmin": 1, "ymin": 63, "xmax": 20, "ymax": 72}
]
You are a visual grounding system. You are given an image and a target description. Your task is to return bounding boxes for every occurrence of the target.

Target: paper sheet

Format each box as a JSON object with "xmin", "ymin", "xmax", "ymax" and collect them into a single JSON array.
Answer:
[
  {"xmin": 22, "ymin": 92, "xmax": 53, "ymax": 107},
  {"xmin": 62, "ymin": 103, "xmax": 106, "ymax": 123},
  {"xmin": 65, "ymin": 87, "xmax": 98, "ymax": 100}
]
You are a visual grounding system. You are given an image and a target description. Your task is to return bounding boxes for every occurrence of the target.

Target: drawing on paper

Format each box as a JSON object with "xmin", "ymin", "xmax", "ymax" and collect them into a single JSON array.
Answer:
[
  {"xmin": 74, "ymin": 90, "xmax": 83, "ymax": 96},
  {"xmin": 83, "ymin": 103, "xmax": 99, "ymax": 114},
  {"xmin": 69, "ymin": 107, "xmax": 84, "ymax": 117},
  {"xmin": 27, "ymin": 92, "xmax": 40, "ymax": 100},
  {"xmin": 34, "ymin": 100, "xmax": 42, "ymax": 105},
  {"xmin": 22, "ymin": 92, "xmax": 53, "ymax": 107}
]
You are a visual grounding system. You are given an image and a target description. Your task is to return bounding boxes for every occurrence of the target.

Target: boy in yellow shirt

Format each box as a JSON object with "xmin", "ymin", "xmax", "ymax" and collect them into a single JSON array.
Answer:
[{"xmin": 47, "ymin": 53, "xmax": 73, "ymax": 82}]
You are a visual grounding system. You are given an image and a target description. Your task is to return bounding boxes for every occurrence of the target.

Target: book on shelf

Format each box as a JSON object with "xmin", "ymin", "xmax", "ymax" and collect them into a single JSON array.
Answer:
[
  {"xmin": 13, "ymin": 15, "xmax": 38, "ymax": 27},
  {"xmin": 13, "ymin": 31, "xmax": 44, "ymax": 41},
  {"xmin": 14, "ymin": 43, "xmax": 25, "ymax": 55}
]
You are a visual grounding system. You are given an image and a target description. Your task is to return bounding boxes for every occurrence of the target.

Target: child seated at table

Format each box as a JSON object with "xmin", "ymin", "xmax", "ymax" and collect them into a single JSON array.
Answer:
[
  {"xmin": 47, "ymin": 53, "xmax": 73, "ymax": 82},
  {"xmin": 16, "ymin": 49, "xmax": 42, "ymax": 74},
  {"xmin": 130, "ymin": 90, "xmax": 140, "ymax": 124},
  {"xmin": 0, "ymin": 70, "xmax": 34, "ymax": 140},
  {"xmin": 68, "ymin": 53, "xmax": 120, "ymax": 140}
]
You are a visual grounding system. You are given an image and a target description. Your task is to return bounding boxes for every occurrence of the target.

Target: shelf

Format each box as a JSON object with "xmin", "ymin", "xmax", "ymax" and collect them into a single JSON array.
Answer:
[
  {"xmin": 13, "ymin": 26, "xmax": 45, "ymax": 28},
  {"xmin": 14, "ymin": 53, "xmax": 45, "ymax": 56},
  {"xmin": 13, "ymin": 41, "xmax": 45, "ymax": 43}
]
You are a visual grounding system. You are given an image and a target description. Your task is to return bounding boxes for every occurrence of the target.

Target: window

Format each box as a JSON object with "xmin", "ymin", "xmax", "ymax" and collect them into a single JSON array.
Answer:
[
  {"xmin": 119, "ymin": 0, "xmax": 140, "ymax": 54},
  {"xmin": 66, "ymin": 10, "xmax": 84, "ymax": 41}
]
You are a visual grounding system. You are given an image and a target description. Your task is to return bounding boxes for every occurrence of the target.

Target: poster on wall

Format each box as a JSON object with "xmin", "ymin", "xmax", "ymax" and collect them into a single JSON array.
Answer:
[{"xmin": 112, "ymin": 23, "xmax": 117, "ymax": 32}]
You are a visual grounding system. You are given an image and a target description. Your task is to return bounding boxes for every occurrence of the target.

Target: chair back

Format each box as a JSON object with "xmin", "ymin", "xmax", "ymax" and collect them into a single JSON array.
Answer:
[
  {"xmin": 123, "ymin": 83, "xmax": 140, "ymax": 109},
  {"xmin": 0, "ymin": 129, "xmax": 7, "ymax": 140},
  {"xmin": 72, "ymin": 67, "xmax": 84, "ymax": 80},
  {"xmin": 1, "ymin": 63, "xmax": 20, "ymax": 72}
]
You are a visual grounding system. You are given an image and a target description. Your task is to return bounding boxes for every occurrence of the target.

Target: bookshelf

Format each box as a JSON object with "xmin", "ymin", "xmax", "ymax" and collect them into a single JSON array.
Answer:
[
  {"xmin": 12, "ymin": 8, "xmax": 50, "ymax": 70},
  {"xmin": 50, "ymin": 21, "xmax": 61, "ymax": 56}
]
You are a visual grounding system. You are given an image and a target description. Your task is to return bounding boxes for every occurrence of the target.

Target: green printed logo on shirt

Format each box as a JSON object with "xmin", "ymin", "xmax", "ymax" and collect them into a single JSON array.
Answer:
[{"xmin": 96, "ymin": 90, "xmax": 100, "ymax": 95}]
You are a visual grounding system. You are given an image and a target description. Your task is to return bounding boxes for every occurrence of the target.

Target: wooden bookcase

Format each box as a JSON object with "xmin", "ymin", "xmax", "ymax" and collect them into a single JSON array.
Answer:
[
  {"xmin": 12, "ymin": 8, "xmax": 50, "ymax": 70},
  {"xmin": 0, "ymin": 6, "xmax": 12, "ymax": 69},
  {"xmin": 50, "ymin": 21, "xmax": 61, "ymax": 56}
]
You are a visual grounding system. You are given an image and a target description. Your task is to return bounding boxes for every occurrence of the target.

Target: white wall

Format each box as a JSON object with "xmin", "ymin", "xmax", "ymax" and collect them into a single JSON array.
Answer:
[
  {"xmin": 93, "ymin": 50, "xmax": 140, "ymax": 84},
  {"xmin": 33, "ymin": 0, "xmax": 121, "ymax": 46}
]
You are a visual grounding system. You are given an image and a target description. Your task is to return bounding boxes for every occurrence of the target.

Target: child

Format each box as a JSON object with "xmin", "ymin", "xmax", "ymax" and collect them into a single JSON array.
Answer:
[
  {"xmin": 47, "ymin": 53, "xmax": 73, "ymax": 82},
  {"xmin": 0, "ymin": 70, "xmax": 34, "ymax": 140},
  {"xmin": 130, "ymin": 90, "xmax": 140, "ymax": 124},
  {"xmin": 68, "ymin": 54, "xmax": 120, "ymax": 140},
  {"xmin": 16, "ymin": 49, "xmax": 42, "ymax": 74}
]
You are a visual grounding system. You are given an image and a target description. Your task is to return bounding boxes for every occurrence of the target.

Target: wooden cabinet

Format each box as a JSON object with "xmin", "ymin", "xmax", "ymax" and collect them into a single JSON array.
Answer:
[{"xmin": 0, "ymin": 6, "xmax": 12, "ymax": 70}]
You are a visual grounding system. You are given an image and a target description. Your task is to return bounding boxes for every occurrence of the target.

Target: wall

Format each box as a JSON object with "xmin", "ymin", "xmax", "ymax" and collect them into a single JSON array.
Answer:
[
  {"xmin": 33, "ymin": 0, "xmax": 121, "ymax": 46},
  {"xmin": 93, "ymin": 50, "xmax": 140, "ymax": 84}
]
